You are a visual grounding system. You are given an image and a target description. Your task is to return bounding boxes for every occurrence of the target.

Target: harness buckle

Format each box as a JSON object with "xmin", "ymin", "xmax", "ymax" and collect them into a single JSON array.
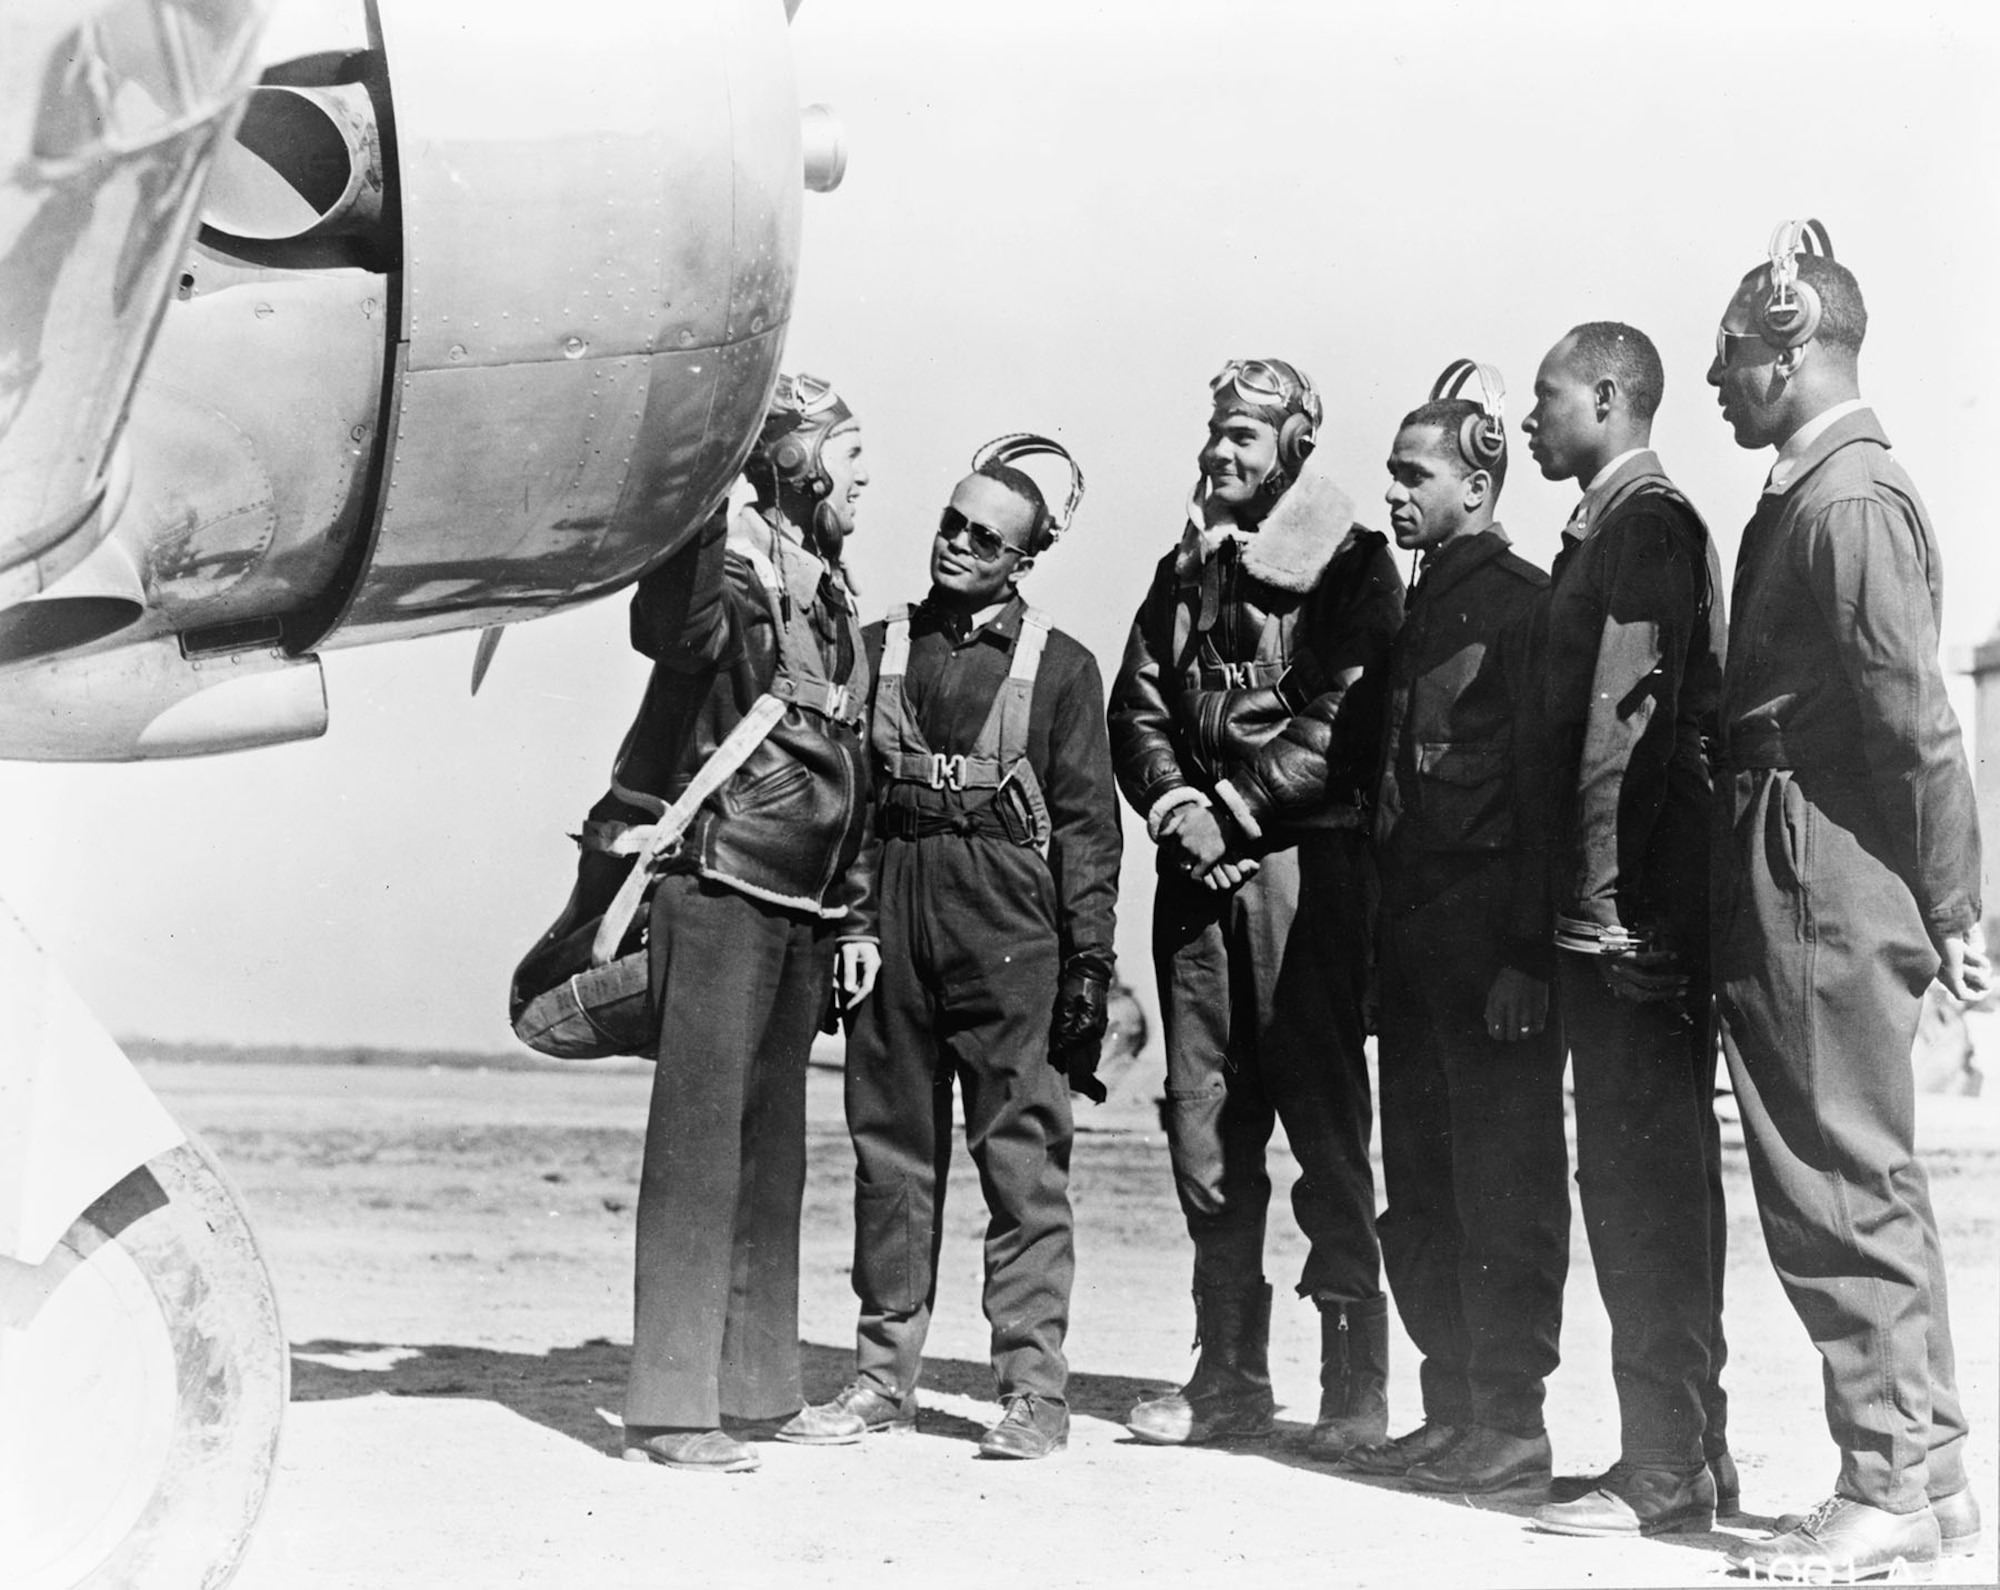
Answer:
[{"xmin": 928, "ymin": 753, "xmax": 967, "ymax": 791}]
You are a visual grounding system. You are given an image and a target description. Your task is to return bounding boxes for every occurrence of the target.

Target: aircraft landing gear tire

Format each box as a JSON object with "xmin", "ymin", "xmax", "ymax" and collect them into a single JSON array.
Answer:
[{"xmin": 1, "ymin": 1134, "xmax": 287, "ymax": 1589}]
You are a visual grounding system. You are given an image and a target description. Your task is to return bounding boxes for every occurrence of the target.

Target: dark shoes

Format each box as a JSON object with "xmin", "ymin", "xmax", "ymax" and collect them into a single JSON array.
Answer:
[
  {"xmin": 979, "ymin": 1393, "xmax": 1069, "ymax": 1460},
  {"xmin": 1403, "ymin": 1426, "xmax": 1551, "ymax": 1495},
  {"xmin": 1549, "ymin": 1449, "xmax": 1740, "ymax": 1518},
  {"xmin": 1128, "ymin": 1383, "xmax": 1275, "ymax": 1445},
  {"xmin": 1345, "ymin": 1421, "xmax": 1467, "ymax": 1477},
  {"xmin": 1727, "ymin": 1494, "xmax": 1940, "ymax": 1582},
  {"xmin": 1532, "ymin": 1460, "xmax": 1716, "ymax": 1537},
  {"xmin": 1128, "ymin": 1281, "xmax": 1276, "ymax": 1446},
  {"xmin": 774, "ymin": 1382, "xmax": 918, "ymax": 1446},
  {"xmin": 1304, "ymin": 1295, "xmax": 1390, "ymax": 1462},
  {"xmin": 622, "ymin": 1426, "xmax": 760, "ymax": 1473}
]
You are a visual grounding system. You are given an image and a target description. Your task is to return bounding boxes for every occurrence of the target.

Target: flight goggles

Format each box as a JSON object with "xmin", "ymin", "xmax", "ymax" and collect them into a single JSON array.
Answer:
[
  {"xmin": 763, "ymin": 371, "xmax": 854, "ymax": 443},
  {"xmin": 1209, "ymin": 358, "xmax": 1322, "ymax": 428}
]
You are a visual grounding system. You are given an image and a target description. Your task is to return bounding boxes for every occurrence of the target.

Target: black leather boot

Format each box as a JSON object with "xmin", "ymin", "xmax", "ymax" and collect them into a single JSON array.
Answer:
[
  {"xmin": 1127, "ymin": 1281, "xmax": 1277, "ymax": 1445},
  {"xmin": 1305, "ymin": 1293, "xmax": 1389, "ymax": 1461}
]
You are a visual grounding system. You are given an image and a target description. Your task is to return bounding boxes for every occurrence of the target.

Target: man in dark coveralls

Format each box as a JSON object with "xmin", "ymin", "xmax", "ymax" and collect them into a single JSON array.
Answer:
[
  {"xmin": 1516, "ymin": 324, "xmax": 1738, "ymax": 1539},
  {"xmin": 609, "ymin": 375, "xmax": 879, "ymax": 1474},
  {"xmin": 1706, "ymin": 226, "xmax": 1989, "ymax": 1581},
  {"xmin": 778, "ymin": 447, "xmax": 1120, "ymax": 1461},
  {"xmin": 1110, "ymin": 360, "xmax": 1402, "ymax": 1459},
  {"xmin": 1343, "ymin": 376, "xmax": 1570, "ymax": 1497}
]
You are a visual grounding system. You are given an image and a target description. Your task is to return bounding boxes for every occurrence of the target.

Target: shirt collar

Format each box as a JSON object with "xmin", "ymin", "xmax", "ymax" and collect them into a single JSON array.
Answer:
[
  {"xmin": 918, "ymin": 591, "xmax": 1023, "ymax": 646},
  {"xmin": 1565, "ymin": 448, "xmax": 1660, "ymax": 542},
  {"xmin": 1770, "ymin": 398, "xmax": 1870, "ymax": 491}
]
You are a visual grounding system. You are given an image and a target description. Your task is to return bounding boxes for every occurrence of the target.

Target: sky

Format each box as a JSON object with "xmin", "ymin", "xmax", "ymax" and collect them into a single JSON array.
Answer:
[{"xmin": 2, "ymin": 0, "xmax": 1997, "ymax": 1053}]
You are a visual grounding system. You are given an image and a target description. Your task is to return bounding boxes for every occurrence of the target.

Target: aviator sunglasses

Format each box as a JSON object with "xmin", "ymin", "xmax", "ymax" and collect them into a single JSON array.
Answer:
[{"xmin": 936, "ymin": 506, "xmax": 1022, "ymax": 563}]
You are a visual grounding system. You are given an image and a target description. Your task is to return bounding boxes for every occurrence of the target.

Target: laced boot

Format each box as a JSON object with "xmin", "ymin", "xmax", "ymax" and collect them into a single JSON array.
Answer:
[
  {"xmin": 1127, "ymin": 1280, "xmax": 1276, "ymax": 1445},
  {"xmin": 1305, "ymin": 1293, "xmax": 1389, "ymax": 1462}
]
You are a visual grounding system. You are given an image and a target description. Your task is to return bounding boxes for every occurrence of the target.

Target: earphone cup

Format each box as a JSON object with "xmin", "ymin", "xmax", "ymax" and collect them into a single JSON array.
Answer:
[
  {"xmin": 1277, "ymin": 413, "xmax": 1313, "ymax": 476},
  {"xmin": 1760, "ymin": 276, "xmax": 1823, "ymax": 350},
  {"xmin": 1459, "ymin": 414, "xmax": 1504, "ymax": 469},
  {"xmin": 770, "ymin": 435, "xmax": 809, "ymax": 483}
]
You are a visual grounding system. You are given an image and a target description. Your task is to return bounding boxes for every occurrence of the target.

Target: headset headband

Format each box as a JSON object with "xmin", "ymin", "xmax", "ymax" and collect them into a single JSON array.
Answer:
[
  {"xmin": 1426, "ymin": 357, "xmax": 1507, "ymax": 471},
  {"xmin": 1428, "ymin": 357, "xmax": 1505, "ymax": 420},
  {"xmin": 971, "ymin": 432, "xmax": 1085, "ymax": 547}
]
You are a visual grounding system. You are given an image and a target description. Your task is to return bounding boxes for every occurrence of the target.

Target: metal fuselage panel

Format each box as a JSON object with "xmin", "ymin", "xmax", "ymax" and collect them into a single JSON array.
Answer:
[{"xmin": 333, "ymin": 0, "xmax": 803, "ymax": 642}]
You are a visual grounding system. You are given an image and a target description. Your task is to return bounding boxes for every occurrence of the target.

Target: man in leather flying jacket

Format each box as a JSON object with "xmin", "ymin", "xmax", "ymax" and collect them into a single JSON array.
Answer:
[
  {"xmin": 609, "ymin": 374, "xmax": 879, "ymax": 1475},
  {"xmin": 1109, "ymin": 359, "xmax": 1402, "ymax": 1460}
]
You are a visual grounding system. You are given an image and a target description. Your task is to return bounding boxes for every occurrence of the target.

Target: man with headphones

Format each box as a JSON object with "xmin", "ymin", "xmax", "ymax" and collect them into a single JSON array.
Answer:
[
  {"xmin": 608, "ymin": 372, "xmax": 879, "ymax": 1474},
  {"xmin": 1110, "ymin": 360, "xmax": 1403, "ymax": 1458},
  {"xmin": 1517, "ymin": 323, "xmax": 1734, "ymax": 1539},
  {"xmin": 1344, "ymin": 364, "xmax": 1570, "ymax": 1496},
  {"xmin": 1707, "ymin": 224, "xmax": 1986, "ymax": 1581},
  {"xmin": 777, "ymin": 440, "xmax": 1120, "ymax": 1460}
]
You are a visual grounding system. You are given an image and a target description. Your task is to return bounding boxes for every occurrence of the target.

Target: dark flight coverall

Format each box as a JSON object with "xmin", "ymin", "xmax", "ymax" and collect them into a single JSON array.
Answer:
[
  {"xmin": 1110, "ymin": 513, "xmax": 1402, "ymax": 1304},
  {"xmin": 1715, "ymin": 409, "xmax": 1980, "ymax": 1513},
  {"xmin": 611, "ymin": 508, "xmax": 874, "ymax": 1431},
  {"xmin": 1543, "ymin": 450, "xmax": 1730, "ymax": 1472},
  {"xmin": 845, "ymin": 596, "xmax": 1120, "ymax": 1405},
  {"xmin": 1373, "ymin": 528, "xmax": 1569, "ymax": 1440}
]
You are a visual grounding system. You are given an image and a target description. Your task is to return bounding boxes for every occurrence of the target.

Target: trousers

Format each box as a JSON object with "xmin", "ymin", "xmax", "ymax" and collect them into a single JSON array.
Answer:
[
  {"xmin": 623, "ymin": 873, "xmax": 828, "ymax": 1428},
  {"xmin": 1560, "ymin": 951, "xmax": 1729, "ymax": 1469},
  {"xmin": 845, "ymin": 834, "xmax": 1074, "ymax": 1401},
  {"xmin": 1154, "ymin": 830, "xmax": 1380, "ymax": 1301},
  {"xmin": 1716, "ymin": 766, "xmax": 1968, "ymax": 1511},
  {"xmin": 1376, "ymin": 863, "xmax": 1569, "ymax": 1436}
]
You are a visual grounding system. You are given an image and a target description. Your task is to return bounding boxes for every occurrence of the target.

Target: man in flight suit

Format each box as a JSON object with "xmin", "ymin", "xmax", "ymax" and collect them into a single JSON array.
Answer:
[
  {"xmin": 1517, "ymin": 324, "xmax": 1736, "ymax": 1539},
  {"xmin": 779, "ymin": 448, "xmax": 1120, "ymax": 1460},
  {"xmin": 1346, "ymin": 374, "xmax": 1570, "ymax": 1496},
  {"xmin": 1110, "ymin": 360, "xmax": 1402, "ymax": 1459},
  {"xmin": 1707, "ymin": 227, "xmax": 1988, "ymax": 1581},
  {"xmin": 607, "ymin": 374, "xmax": 879, "ymax": 1473}
]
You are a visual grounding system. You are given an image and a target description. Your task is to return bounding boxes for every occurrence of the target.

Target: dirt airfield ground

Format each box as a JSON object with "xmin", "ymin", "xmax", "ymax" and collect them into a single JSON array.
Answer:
[{"xmin": 149, "ymin": 1045, "xmax": 2000, "ymax": 1590}]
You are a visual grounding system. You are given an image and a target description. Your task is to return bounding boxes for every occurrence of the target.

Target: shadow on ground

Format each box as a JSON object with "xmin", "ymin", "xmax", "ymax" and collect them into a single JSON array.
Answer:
[{"xmin": 287, "ymin": 1335, "xmax": 1776, "ymax": 1556}]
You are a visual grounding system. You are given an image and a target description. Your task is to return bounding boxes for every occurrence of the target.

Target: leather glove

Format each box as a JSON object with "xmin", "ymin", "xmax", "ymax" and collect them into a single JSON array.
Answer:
[{"xmin": 1049, "ymin": 968, "xmax": 1110, "ymax": 1103}]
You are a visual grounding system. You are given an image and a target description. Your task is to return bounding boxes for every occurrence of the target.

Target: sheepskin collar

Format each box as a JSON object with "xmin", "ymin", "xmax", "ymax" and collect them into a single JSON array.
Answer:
[{"xmin": 1173, "ymin": 455, "xmax": 1358, "ymax": 594}]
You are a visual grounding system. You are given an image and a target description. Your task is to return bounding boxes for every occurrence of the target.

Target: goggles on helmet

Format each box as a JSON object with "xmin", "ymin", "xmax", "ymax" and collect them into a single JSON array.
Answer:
[
  {"xmin": 1209, "ymin": 358, "xmax": 1322, "ymax": 431},
  {"xmin": 760, "ymin": 371, "xmax": 855, "ymax": 452}
]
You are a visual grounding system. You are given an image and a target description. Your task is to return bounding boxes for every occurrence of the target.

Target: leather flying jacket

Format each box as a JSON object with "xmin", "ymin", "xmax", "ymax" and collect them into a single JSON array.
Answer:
[
  {"xmin": 1109, "ymin": 465, "xmax": 1404, "ymax": 851},
  {"xmin": 600, "ymin": 503, "xmax": 875, "ymax": 935}
]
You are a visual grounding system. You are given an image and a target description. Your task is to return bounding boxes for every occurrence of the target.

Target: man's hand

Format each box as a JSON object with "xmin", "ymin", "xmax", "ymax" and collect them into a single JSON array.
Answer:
[
  {"xmin": 1939, "ymin": 926, "xmax": 1993, "ymax": 1003},
  {"xmin": 838, "ymin": 940, "xmax": 881, "ymax": 1008},
  {"xmin": 1163, "ymin": 805, "xmax": 1230, "ymax": 875},
  {"xmin": 1050, "ymin": 968, "xmax": 1110, "ymax": 1103},
  {"xmin": 1484, "ymin": 967, "xmax": 1549, "ymax": 1042},
  {"xmin": 1600, "ymin": 946, "xmax": 1689, "ymax": 1009}
]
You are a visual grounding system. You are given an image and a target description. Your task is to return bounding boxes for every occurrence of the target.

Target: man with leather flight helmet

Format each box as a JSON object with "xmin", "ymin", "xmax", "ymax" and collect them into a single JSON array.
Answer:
[
  {"xmin": 516, "ymin": 372, "xmax": 880, "ymax": 1475},
  {"xmin": 1109, "ymin": 358, "xmax": 1403, "ymax": 1460}
]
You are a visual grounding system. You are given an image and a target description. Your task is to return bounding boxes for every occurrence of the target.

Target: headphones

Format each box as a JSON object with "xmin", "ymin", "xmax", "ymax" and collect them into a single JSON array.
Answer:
[
  {"xmin": 760, "ymin": 372, "xmax": 855, "ymax": 500},
  {"xmin": 1757, "ymin": 218, "xmax": 1834, "ymax": 350},
  {"xmin": 971, "ymin": 432, "xmax": 1086, "ymax": 555},
  {"xmin": 1427, "ymin": 358, "xmax": 1507, "ymax": 471}
]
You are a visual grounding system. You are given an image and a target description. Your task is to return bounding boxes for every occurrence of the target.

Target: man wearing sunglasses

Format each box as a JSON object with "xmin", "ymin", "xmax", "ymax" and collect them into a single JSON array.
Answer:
[
  {"xmin": 1110, "ymin": 359, "xmax": 1403, "ymax": 1458},
  {"xmin": 1517, "ymin": 323, "xmax": 1734, "ymax": 1539},
  {"xmin": 779, "ymin": 452, "xmax": 1121, "ymax": 1461},
  {"xmin": 1705, "ymin": 237, "xmax": 1986, "ymax": 1582}
]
